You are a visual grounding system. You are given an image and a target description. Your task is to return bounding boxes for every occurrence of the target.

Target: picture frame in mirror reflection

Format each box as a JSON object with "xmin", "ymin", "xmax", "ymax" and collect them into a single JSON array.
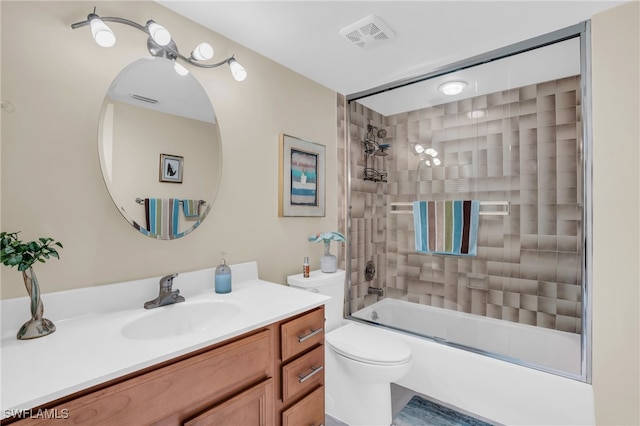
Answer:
[
  {"xmin": 159, "ymin": 153, "xmax": 184, "ymax": 183},
  {"xmin": 279, "ymin": 134, "xmax": 325, "ymax": 217}
]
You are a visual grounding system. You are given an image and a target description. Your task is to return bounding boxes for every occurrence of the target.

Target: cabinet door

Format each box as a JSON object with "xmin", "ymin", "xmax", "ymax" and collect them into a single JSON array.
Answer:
[
  {"xmin": 281, "ymin": 386, "xmax": 324, "ymax": 426},
  {"xmin": 184, "ymin": 378, "xmax": 274, "ymax": 426}
]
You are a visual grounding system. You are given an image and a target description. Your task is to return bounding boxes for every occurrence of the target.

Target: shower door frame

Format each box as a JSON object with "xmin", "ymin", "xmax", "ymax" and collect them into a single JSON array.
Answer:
[{"xmin": 343, "ymin": 22, "xmax": 593, "ymax": 383}]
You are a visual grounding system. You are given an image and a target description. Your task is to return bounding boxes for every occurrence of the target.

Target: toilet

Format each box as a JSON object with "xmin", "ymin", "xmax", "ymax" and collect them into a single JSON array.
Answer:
[{"xmin": 288, "ymin": 269, "xmax": 412, "ymax": 426}]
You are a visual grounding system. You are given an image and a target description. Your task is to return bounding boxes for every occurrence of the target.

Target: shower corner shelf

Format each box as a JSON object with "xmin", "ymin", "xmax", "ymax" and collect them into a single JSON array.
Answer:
[
  {"xmin": 362, "ymin": 124, "xmax": 390, "ymax": 183},
  {"xmin": 363, "ymin": 167, "xmax": 388, "ymax": 182}
]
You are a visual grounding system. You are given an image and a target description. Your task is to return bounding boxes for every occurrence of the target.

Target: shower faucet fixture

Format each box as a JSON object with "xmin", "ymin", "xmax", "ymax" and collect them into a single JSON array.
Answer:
[
  {"xmin": 368, "ymin": 287, "xmax": 383, "ymax": 296},
  {"xmin": 365, "ymin": 260, "xmax": 376, "ymax": 281}
]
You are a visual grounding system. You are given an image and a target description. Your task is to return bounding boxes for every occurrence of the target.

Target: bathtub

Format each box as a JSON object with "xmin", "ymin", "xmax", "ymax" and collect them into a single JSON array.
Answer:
[
  {"xmin": 351, "ymin": 298, "xmax": 581, "ymax": 375},
  {"xmin": 350, "ymin": 298, "xmax": 593, "ymax": 425}
]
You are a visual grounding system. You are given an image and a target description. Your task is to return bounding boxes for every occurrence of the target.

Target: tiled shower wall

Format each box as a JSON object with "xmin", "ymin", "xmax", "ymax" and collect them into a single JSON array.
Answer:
[
  {"xmin": 340, "ymin": 76, "xmax": 583, "ymax": 333},
  {"xmin": 338, "ymin": 97, "xmax": 389, "ymax": 311}
]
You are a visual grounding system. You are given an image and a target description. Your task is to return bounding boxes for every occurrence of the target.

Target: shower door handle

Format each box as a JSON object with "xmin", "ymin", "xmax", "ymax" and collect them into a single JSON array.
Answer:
[{"xmin": 298, "ymin": 327, "xmax": 323, "ymax": 343}]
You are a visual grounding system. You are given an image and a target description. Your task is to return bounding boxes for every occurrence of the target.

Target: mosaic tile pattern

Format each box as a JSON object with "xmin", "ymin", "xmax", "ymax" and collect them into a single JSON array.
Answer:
[
  {"xmin": 338, "ymin": 97, "xmax": 389, "ymax": 312},
  {"xmin": 339, "ymin": 76, "xmax": 584, "ymax": 333}
]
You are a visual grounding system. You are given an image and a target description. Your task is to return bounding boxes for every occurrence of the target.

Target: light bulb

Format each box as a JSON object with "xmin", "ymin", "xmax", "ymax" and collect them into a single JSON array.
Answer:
[
  {"xmin": 90, "ymin": 18, "xmax": 116, "ymax": 47},
  {"xmin": 148, "ymin": 22, "xmax": 171, "ymax": 46},
  {"xmin": 438, "ymin": 81, "xmax": 467, "ymax": 96},
  {"xmin": 174, "ymin": 62, "xmax": 189, "ymax": 76},
  {"xmin": 467, "ymin": 110, "xmax": 486, "ymax": 119},
  {"xmin": 413, "ymin": 144, "xmax": 425, "ymax": 154},
  {"xmin": 192, "ymin": 42, "xmax": 214, "ymax": 61},
  {"xmin": 228, "ymin": 58, "xmax": 247, "ymax": 82}
]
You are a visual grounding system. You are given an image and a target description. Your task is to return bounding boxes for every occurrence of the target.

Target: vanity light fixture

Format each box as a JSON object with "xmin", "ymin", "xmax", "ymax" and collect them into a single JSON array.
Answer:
[
  {"xmin": 228, "ymin": 58, "xmax": 247, "ymax": 82},
  {"xmin": 72, "ymin": 8, "xmax": 247, "ymax": 81},
  {"xmin": 174, "ymin": 62, "xmax": 189, "ymax": 77},
  {"xmin": 411, "ymin": 143, "xmax": 425, "ymax": 155},
  {"xmin": 411, "ymin": 143, "xmax": 441, "ymax": 167},
  {"xmin": 89, "ymin": 16, "xmax": 116, "ymax": 48},
  {"xmin": 438, "ymin": 80, "xmax": 467, "ymax": 96}
]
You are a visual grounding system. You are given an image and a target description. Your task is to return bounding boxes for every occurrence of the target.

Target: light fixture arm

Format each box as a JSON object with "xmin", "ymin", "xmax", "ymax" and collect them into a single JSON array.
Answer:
[
  {"xmin": 162, "ymin": 42, "xmax": 232, "ymax": 69},
  {"xmin": 71, "ymin": 10, "xmax": 246, "ymax": 79},
  {"xmin": 71, "ymin": 14, "xmax": 146, "ymax": 33}
]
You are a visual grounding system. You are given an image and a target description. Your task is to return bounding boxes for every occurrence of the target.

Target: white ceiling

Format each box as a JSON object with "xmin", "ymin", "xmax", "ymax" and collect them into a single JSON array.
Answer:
[
  {"xmin": 359, "ymin": 36, "xmax": 581, "ymax": 115},
  {"xmin": 157, "ymin": 0, "xmax": 625, "ymax": 99},
  {"xmin": 108, "ymin": 57, "xmax": 215, "ymax": 123}
]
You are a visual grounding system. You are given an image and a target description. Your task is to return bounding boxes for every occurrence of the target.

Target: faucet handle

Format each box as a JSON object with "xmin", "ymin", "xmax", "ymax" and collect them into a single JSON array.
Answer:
[{"xmin": 160, "ymin": 273, "xmax": 179, "ymax": 291}]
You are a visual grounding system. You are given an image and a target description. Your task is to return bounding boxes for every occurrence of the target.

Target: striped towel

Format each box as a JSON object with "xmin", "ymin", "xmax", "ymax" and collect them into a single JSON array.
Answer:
[
  {"xmin": 182, "ymin": 199, "xmax": 201, "ymax": 218},
  {"xmin": 144, "ymin": 198, "xmax": 180, "ymax": 239},
  {"xmin": 413, "ymin": 200, "xmax": 480, "ymax": 256}
]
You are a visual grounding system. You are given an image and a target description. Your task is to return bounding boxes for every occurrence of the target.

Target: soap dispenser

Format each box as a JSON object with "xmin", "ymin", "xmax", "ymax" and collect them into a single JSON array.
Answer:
[{"xmin": 215, "ymin": 252, "xmax": 232, "ymax": 294}]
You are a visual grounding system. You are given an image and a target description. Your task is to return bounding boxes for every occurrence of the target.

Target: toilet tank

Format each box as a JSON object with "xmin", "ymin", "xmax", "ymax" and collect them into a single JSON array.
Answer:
[{"xmin": 287, "ymin": 269, "xmax": 346, "ymax": 331}]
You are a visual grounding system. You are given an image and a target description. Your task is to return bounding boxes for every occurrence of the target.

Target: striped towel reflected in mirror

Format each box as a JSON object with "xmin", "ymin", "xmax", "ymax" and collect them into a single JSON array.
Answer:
[
  {"xmin": 181, "ymin": 199, "xmax": 201, "ymax": 218},
  {"xmin": 413, "ymin": 200, "xmax": 480, "ymax": 256},
  {"xmin": 144, "ymin": 198, "xmax": 180, "ymax": 239}
]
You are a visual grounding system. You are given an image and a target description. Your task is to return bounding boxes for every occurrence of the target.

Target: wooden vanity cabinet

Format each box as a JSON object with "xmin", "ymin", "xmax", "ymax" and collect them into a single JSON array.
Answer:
[
  {"xmin": 4, "ymin": 306, "xmax": 325, "ymax": 426},
  {"xmin": 8, "ymin": 328, "xmax": 275, "ymax": 426}
]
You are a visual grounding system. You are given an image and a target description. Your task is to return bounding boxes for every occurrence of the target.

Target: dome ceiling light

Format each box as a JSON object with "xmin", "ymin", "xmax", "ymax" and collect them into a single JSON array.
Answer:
[{"xmin": 437, "ymin": 80, "xmax": 467, "ymax": 96}]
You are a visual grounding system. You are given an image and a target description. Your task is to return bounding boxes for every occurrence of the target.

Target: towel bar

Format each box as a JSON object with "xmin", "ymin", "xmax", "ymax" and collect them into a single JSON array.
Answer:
[
  {"xmin": 390, "ymin": 201, "xmax": 509, "ymax": 216},
  {"xmin": 135, "ymin": 198, "xmax": 207, "ymax": 205}
]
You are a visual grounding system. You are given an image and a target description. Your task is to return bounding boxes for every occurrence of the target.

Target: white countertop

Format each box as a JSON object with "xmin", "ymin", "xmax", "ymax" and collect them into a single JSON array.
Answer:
[{"xmin": 0, "ymin": 262, "xmax": 328, "ymax": 418}]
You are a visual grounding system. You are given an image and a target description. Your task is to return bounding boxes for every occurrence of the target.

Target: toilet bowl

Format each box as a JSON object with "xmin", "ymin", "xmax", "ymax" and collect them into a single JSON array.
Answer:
[
  {"xmin": 287, "ymin": 269, "xmax": 412, "ymax": 426},
  {"xmin": 325, "ymin": 322, "xmax": 411, "ymax": 425}
]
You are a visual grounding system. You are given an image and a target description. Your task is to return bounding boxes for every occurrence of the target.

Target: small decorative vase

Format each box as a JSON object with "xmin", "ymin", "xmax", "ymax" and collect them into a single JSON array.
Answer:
[
  {"xmin": 17, "ymin": 267, "xmax": 56, "ymax": 340},
  {"xmin": 320, "ymin": 240, "xmax": 338, "ymax": 273}
]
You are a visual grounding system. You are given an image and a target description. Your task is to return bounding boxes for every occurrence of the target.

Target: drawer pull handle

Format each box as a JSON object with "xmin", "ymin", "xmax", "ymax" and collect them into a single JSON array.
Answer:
[
  {"xmin": 298, "ymin": 327, "xmax": 323, "ymax": 343},
  {"xmin": 298, "ymin": 365, "xmax": 323, "ymax": 383}
]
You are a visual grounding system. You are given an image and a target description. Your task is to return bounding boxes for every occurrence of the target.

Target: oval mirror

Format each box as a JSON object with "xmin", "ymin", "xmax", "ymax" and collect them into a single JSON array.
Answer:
[{"xmin": 98, "ymin": 57, "xmax": 222, "ymax": 239}]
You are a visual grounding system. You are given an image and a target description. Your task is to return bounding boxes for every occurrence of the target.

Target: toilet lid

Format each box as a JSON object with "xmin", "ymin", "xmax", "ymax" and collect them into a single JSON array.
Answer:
[{"xmin": 326, "ymin": 323, "xmax": 411, "ymax": 366}]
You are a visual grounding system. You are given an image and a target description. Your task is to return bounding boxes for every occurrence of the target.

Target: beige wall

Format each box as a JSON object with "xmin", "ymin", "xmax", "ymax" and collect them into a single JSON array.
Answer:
[
  {"xmin": 592, "ymin": 1, "xmax": 640, "ymax": 424},
  {"xmin": 1, "ymin": 1, "xmax": 639, "ymax": 424},
  {"xmin": 0, "ymin": 1, "xmax": 337, "ymax": 298}
]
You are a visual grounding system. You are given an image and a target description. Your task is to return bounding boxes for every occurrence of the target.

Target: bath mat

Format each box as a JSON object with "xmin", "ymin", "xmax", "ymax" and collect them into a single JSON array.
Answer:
[{"xmin": 393, "ymin": 395, "xmax": 494, "ymax": 426}]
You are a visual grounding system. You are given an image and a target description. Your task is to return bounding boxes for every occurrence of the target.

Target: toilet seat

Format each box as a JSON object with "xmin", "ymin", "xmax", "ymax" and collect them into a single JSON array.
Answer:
[{"xmin": 327, "ymin": 323, "xmax": 411, "ymax": 366}]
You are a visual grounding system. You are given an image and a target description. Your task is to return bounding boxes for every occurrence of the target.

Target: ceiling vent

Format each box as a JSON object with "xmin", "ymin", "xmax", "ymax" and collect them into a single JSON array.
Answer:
[
  {"xmin": 131, "ymin": 94, "xmax": 159, "ymax": 104},
  {"xmin": 339, "ymin": 15, "xmax": 395, "ymax": 49}
]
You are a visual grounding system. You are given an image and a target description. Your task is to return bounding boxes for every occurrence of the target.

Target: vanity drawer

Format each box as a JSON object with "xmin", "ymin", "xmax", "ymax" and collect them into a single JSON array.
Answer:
[
  {"xmin": 280, "ymin": 307, "xmax": 324, "ymax": 361},
  {"xmin": 281, "ymin": 386, "xmax": 324, "ymax": 426},
  {"xmin": 281, "ymin": 345, "xmax": 324, "ymax": 403}
]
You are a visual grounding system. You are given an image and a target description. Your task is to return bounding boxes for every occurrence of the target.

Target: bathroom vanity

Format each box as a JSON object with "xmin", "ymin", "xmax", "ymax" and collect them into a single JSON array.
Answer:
[{"xmin": 0, "ymin": 262, "xmax": 328, "ymax": 425}]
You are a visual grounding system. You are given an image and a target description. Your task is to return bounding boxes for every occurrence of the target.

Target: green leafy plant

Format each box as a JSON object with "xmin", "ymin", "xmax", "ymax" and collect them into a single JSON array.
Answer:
[{"xmin": 0, "ymin": 231, "xmax": 63, "ymax": 272}]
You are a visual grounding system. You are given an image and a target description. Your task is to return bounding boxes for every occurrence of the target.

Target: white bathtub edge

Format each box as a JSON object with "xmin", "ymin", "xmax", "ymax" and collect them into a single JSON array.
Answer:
[{"xmin": 355, "ymin": 320, "xmax": 594, "ymax": 425}]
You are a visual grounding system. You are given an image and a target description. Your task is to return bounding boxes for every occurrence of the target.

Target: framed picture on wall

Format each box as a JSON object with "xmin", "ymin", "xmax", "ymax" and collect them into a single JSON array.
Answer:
[
  {"xmin": 279, "ymin": 134, "xmax": 325, "ymax": 217},
  {"xmin": 159, "ymin": 153, "xmax": 183, "ymax": 183}
]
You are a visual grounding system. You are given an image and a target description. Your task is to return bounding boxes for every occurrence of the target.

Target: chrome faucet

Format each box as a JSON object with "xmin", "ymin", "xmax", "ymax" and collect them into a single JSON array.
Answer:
[
  {"xmin": 144, "ymin": 273, "xmax": 185, "ymax": 309},
  {"xmin": 368, "ymin": 287, "xmax": 383, "ymax": 296}
]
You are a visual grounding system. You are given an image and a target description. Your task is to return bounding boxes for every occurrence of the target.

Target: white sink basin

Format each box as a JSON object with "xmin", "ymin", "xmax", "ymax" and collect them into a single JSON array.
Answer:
[{"xmin": 122, "ymin": 300, "xmax": 241, "ymax": 339}]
